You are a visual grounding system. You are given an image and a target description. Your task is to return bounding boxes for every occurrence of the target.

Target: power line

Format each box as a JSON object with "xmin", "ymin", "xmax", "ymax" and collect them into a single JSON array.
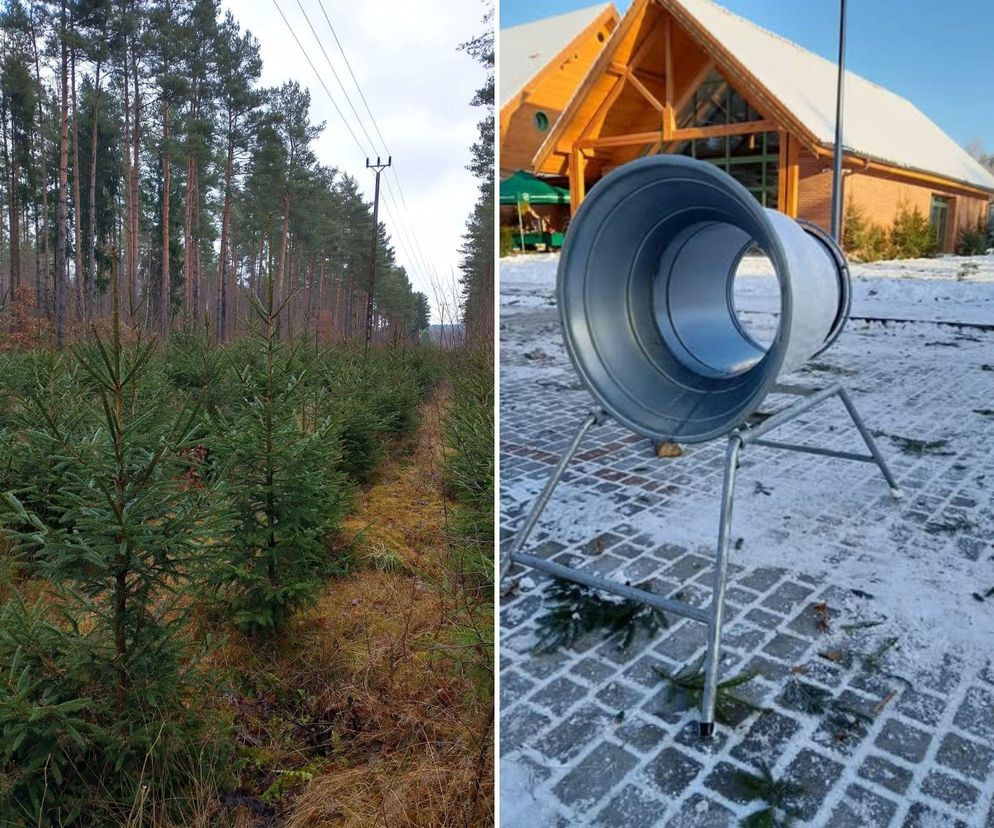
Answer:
[
  {"xmin": 294, "ymin": 0, "xmax": 384, "ymax": 158},
  {"xmin": 270, "ymin": 0, "xmax": 431, "ymax": 291},
  {"xmin": 270, "ymin": 0, "xmax": 368, "ymax": 157},
  {"xmin": 271, "ymin": 0, "xmax": 448, "ymax": 304},
  {"xmin": 290, "ymin": 0, "xmax": 433, "ymax": 281},
  {"xmin": 315, "ymin": 0, "xmax": 390, "ymax": 155},
  {"xmin": 312, "ymin": 0, "xmax": 446, "ymax": 289}
]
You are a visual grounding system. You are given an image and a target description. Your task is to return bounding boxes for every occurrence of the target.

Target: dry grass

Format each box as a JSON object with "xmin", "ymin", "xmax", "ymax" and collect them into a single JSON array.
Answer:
[{"xmin": 208, "ymin": 386, "xmax": 493, "ymax": 827}]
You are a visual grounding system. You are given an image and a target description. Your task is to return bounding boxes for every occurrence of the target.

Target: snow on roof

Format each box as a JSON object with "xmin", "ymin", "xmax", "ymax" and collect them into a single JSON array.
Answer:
[
  {"xmin": 673, "ymin": 0, "xmax": 994, "ymax": 192},
  {"xmin": 500, "ymin": 3, "xmax": 612, "ymax": 109}
]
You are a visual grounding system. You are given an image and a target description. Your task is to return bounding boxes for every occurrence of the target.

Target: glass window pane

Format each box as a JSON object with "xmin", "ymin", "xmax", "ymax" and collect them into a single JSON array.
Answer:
[
  {"xmin": 677, "ymin": 69, "xmax": 764, "ymax": 127},
  {"xmin": 694, "ymin": 136, "xmax": 726, "ymax": 160}
]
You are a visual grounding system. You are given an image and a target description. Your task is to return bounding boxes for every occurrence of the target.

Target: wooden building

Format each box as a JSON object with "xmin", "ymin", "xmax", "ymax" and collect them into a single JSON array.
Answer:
[
  {"xmin": 508, "ymin": 0, "xmax": 994, "ymax": 252},
  {"xmin": 500, "ymin": 3, "xmax": 619, "ymax": 180}
]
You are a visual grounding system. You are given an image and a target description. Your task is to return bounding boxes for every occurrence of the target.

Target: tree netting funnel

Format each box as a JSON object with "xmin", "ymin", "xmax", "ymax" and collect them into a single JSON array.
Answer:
[{"xmin": 558, "ymin": 154, "xmax": 851, "ymax": 443}]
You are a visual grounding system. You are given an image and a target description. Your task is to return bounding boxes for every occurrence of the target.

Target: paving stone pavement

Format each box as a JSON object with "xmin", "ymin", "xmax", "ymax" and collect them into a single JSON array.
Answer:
[{"xmin": 500, "ymin": 272, "xmax": 994, "ymax": 826}]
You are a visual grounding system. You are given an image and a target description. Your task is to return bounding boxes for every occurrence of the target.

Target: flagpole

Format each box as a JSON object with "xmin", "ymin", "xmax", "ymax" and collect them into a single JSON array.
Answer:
[{"xmin": 830, "ymin": 0, "xmax": 848, "ymax": 241}]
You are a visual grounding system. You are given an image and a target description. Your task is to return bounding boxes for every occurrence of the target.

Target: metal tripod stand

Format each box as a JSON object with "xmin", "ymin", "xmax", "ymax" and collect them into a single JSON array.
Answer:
[{"xmin": 501, "ymin": 382, "xmax": 901, "ymax": 737}]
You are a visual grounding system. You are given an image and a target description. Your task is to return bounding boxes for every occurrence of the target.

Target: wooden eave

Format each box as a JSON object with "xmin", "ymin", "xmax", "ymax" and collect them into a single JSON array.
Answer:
[
  {"xmin": 811, "ymin": 145, "xmax": 994, "ymax": 199},
  {"xmin": 531, "ymin": 0, "xmax": 655, "ymax": 173}
]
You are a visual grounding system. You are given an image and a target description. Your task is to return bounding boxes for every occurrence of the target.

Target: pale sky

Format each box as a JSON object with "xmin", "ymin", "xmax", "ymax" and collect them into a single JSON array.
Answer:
[{"xmin": 219, "ymin": 0, "xmax": 489, "ymax": 321}]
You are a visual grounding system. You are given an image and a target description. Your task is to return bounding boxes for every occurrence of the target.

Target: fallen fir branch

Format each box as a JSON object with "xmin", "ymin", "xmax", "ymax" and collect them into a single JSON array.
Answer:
[
  {"xmin": 872, "ymin": 690, "xmax": 898, "ymax": 715},
  {"xmin": 882, "ymin": 434, "xmax": 954, "ymax": 457},
  {"xmin": 781, "ymin": 678, "xmax": 872, "ymax": 724},
  {"xmin": 532, "ymin": 578, "xmax": 669, "ymax": 653},
  {"xmin": 862, "ymin": 636, "xmax": 899, "ymax": 672},
  {"xmin": 654, "ymin": 657, "xmax": 761, "ymax": 724},
  {"xmin": 839, "ymin": 619, "xmax": 884, "ymax": 634},
  {"xmin": 735, "ymin": 763, "xmax": 805, "ymax": 827},
  {"xmin": 924, "ymin": 515, "xmax": 976, "ymax": 535}
]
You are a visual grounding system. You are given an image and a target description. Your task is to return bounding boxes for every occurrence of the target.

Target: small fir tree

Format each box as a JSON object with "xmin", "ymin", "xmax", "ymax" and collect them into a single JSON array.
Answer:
[
  {"xmin": 0, "ymin": 254, "xmax": 224, "ymax": 821},
  {"xmin": 956, "ymin": 216, "xmax": 989, "ymax": 255},
  {"xmin": 209, "ymin": 276, "xmax": 349, "ymax": 634},
  {"xmin": 889, "ymin": 204, "xmax": 939, "ymax": 258}
]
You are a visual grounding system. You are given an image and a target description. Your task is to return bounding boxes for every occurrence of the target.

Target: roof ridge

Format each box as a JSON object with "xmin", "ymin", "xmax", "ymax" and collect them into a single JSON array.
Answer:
[{"xmin": 686, "ymin": 0, "xmax": 904, "ymax": 100}]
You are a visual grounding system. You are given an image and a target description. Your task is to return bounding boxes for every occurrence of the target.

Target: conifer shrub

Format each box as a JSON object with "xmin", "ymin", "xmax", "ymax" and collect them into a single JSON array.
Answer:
[
  {"xmin": 499, "ymin": 225, "xmax": 516, "ymax": 257},
  {"xmin": 435, "ymin": 347, "xmax": 494, "ymax": 699},
  {"xmin": 956, "ymin": 216, "xmax": 989, "ymax": 255},
  {"xmin": 357, "ymin": 348, "xmax": 437, "ymax": 439},
  {"xmin": 0, "ymin": 354, "xmax": 96, "ymax": 532},
  {"xmin": 314, "ymin": 350, "xmax": 394, "ymax": 482},
  {"xmin": 889, "ymin": 204, "xmax": 940, "ymax": 258},
  {"xmin": 162, "ymin": 325, "xmax": 218, "ymax": 393},
  {"xmin": 844, "ymin": 201, "xmax": 942, "ymax": 261},
  {"xmin": 842, "ymin": 200, "xmax": 889, "ymax": 262},
  {"xmin": 207, "ymin": 289, "xmax": 351, "ymax": 635},
  {"xmin": 442, "ymin": 347, "xmax": 494, "ymax": 590},
  {"xmin": 0, "ymin": 597, "xmax": 91, "ymax": 824},
  {"xmin": 313, "ymin": 346, "xmax": 439, "ymax": 482},
  {"xmin": 0, "ymin": 298, "xmax": 230, "ymax": 822}
]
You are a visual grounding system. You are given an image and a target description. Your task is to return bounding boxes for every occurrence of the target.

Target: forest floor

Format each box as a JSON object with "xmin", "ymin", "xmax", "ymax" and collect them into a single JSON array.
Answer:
[
  {"xmin": 211, "ymin": 385, "xmax": 492, "ymax": 827},
  {"xmin": 500, "ymin": 253, "xmax": 994, "ymax": 826}
]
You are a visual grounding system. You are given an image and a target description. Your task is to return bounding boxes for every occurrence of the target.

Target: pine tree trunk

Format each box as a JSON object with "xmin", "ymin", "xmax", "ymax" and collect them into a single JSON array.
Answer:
[
  {"xmin": 31, "ymin": 19, "xmax": 50, "ymax": 318},
  {"xmin": 276, "ymin": 195, "xmax": 290, "ymax": 337},
  {"xmin": 122, "ymin": 54, "xmax": 132, "ymax": 325},
  {"xmin": 217, "ymin": 131, "xmax": 234, "ymax": 340},
  {"xmin": 161, "ymin": 100, "xmax": 171, "ymax": 332},
  {"xmin": 4, "ymin": 103, "xmax": 20, "ymax": 297},
  {"xmin": 71, "ymin": 48, "xmax": 84, "ymax": 322},
  {"xmin": 130, "ymin": 51, "xmax": 141, "ymax": 320},
  {"xmin": 54, "ymin": 5, "xmax": 70, "ymax": 350},
  {"xmin": 192, "ymin": 160, "xmax": 201, "ymax": 321},
  {"xmin": 182, "ymin": 152, "xmax": 192, "ymax": 317},
  {"xmin": 87, "ymin": 62, "xmax": 101, "ymax": 319}
]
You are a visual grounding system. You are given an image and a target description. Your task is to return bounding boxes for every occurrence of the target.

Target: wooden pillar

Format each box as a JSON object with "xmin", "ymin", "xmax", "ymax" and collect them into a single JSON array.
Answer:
[
  {"xmin": 663, "ymin": 15, "xmax": 675, "ymax": 138},
  {"xmin": 777, "ymin": 131, "xmax": 788, "ymax": 213},
  {"xmin": 786, "ymin": 135, "xmax": 800, "ymax": 218},
  {"xmin": 570, "ymin": 147, "xmax": 587, "ymax": 215},
  {"xmin": 779, "ymin": 132, "xmax": 800, "ymax": 217}
]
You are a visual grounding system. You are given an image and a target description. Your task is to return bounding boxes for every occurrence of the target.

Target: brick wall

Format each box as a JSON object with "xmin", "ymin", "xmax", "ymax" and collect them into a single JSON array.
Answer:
[{"xmin": 797, "ymin": 153, "xmax": 991, "ymax": 253}]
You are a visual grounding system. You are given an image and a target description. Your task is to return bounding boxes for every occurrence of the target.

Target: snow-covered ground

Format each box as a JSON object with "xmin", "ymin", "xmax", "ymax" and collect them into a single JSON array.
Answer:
[
  {"xmin": 500, "ymin": 252, "xmax": 994, "ymax": 826},
  {"xmin": 502, "ymin": 251, "xmax": 994, "ymax": 326}
]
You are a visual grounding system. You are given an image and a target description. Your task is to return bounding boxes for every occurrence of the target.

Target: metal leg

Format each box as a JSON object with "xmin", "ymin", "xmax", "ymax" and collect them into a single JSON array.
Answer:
[
  {"xmin": 699, "ymin": 434, "xmax": 743, "ymax": 737},
  {"xmin": 499, "ymin": 410, "xmax": 603, "ymax": 580},
  {"xmin": 835, "ymin": 386, "xmax": 903, "ymax": 499},
  {"xmin": 503, "ymin": 385, "xmax": 897, "ymax": 738}
]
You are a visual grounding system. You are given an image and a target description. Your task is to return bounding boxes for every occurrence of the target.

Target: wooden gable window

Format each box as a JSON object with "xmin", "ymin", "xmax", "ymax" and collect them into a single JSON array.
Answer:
[{"xmin": 677, "ymin": 69, "xmax": 764, "ymax": 130}]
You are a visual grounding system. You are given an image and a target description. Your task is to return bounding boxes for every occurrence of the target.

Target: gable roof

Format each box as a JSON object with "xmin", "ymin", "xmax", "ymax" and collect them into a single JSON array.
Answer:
[
  {"xmin": 500, "ymin": 3, "xmax": 614, "ymax": 109},
  {"xmin": 532, "ymin": 0, "xmax": 994, "ymax": 193},
  {"xmin": 672, "ymin": 0, "xmax": 994, "ymax": 192}
]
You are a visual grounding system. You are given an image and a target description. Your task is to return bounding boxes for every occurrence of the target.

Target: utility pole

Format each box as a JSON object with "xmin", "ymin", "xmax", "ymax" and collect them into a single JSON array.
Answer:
[
  {"xmin": 364, "ymin": 156, "xmax": 391, "ymax": 351},
  {"xmin": 830, "ymin": 0, "xmax": 847, "ymax": 242}
]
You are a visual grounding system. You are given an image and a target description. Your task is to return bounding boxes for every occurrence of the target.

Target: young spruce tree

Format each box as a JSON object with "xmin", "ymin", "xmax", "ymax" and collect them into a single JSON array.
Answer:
[
  {"xmin": 0, "ymin": 252, "xmax": 223, "ymax": 821},
  {"xmin": 209, "ymin": 274, "xmax": 349, "ymax": 634}
]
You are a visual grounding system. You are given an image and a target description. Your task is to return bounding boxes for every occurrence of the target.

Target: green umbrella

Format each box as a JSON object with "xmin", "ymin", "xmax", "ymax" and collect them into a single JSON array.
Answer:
[{"xmin": 499, "ymin": 170, "xmax": 570, "ymax": 205}]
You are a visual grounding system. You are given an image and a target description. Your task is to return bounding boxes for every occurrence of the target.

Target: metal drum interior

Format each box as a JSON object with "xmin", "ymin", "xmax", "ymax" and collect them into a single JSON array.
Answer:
[{"xmin": 558, "ymin": 154, "xmax": 850, "ymax": 443}]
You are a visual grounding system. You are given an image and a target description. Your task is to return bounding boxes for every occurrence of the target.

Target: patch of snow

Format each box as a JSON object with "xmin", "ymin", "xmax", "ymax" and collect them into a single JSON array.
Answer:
[{"xmin": 499, "ymin": 759, "xmax": 561, "ymax": 826}]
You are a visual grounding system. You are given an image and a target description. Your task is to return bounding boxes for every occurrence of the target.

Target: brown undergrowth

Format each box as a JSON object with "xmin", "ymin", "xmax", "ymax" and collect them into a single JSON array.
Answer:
[{"xmin": 208, "ymin": 384, "xmax": 494, "ymax": 827}]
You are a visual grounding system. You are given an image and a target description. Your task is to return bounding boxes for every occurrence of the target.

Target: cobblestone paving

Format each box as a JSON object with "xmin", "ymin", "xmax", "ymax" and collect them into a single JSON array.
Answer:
[{"xmin": 500, "ymin": 277, "xmax": 994, "ymax": 826}]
